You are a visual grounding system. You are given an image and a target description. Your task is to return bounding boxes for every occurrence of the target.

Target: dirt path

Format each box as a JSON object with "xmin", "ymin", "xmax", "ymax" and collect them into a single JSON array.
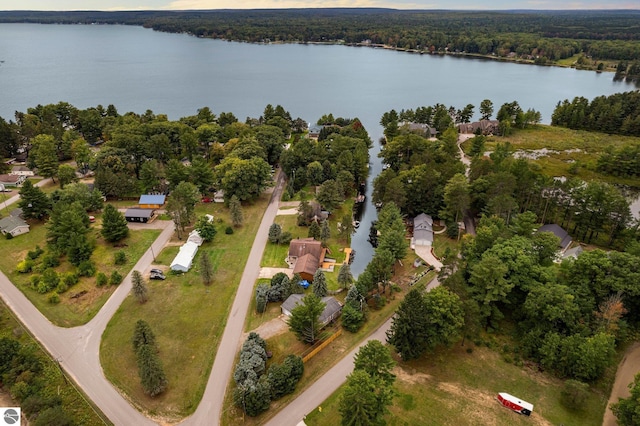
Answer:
[{"xmin": 603, "ymin": 342, "xmax": 640, "ymax": 426}]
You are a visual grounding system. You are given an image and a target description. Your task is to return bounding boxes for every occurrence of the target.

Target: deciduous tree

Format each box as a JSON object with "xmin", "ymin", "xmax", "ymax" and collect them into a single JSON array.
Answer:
[{"xmin": 288, "ymin": 293, "xmax": 325, "ymax": 344}]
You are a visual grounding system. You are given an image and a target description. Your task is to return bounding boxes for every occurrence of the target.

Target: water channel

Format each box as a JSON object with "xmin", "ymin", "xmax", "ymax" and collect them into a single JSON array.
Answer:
[{"xmin": 0, "ymin": 23, "xmax": 636, "ymax": 275}]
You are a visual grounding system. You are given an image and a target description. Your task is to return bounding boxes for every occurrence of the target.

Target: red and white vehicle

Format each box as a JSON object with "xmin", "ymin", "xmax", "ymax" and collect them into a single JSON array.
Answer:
[{"xmin": 497, "ymin": 392, "xmax": 533, "ymax": 416}]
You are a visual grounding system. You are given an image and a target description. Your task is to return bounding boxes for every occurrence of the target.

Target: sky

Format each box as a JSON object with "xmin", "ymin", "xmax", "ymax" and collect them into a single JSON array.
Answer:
[{"xmin": 1, "ymin": 0, "xmax": 637, "ymax": 11}]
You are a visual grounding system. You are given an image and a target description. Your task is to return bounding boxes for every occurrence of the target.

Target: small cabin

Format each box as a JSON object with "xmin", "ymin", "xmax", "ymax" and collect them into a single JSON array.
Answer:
[{"xmin": 138, "ymin": 194, "xmax": 166, "ymax": 209}]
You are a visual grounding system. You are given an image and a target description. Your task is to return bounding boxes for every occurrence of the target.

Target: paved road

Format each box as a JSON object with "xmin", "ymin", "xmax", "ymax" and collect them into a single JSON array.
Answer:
[
  {"xmin": 0, "ymin": 219, "xmax": 175, "ymax": 426},
  {"xmin": 179, "ymin": 170, "xmax": 286, "ymax": 426},
  {"xmin": 265, "ymin": 274, "xmax": 441, "ymax": 426}
]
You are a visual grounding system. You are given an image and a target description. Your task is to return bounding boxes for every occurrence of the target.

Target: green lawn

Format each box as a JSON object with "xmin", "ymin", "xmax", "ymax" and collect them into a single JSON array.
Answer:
[
  {"xmin": 100, "ymin": 194, "xmax": 270, "ymax": 421},
  {"xmin": 0, "ymin": 218, "xmax": 160, "ymax": 327},
  {"xmin": 305, "ymin": 343, "xmax": 608, "ymax": 426}
]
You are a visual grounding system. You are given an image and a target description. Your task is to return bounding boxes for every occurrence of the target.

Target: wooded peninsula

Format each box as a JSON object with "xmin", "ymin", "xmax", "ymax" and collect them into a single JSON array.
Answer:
[{"xmin": 1, "ymin": 9, "xmax": 639, "ymax": 79}]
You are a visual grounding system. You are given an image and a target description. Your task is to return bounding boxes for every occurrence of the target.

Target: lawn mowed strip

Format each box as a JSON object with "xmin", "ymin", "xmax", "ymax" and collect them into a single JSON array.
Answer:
[
  {"xmin": 305, "ymin": 343, "xmax": 608, "ymax": 426},
  {"xmin": 0, "ymin": 218, "xmax": 161, "ymax": 327},
  {"xmin": 100, "ymin": 195, "xmax": 269, "ymax": 421}
]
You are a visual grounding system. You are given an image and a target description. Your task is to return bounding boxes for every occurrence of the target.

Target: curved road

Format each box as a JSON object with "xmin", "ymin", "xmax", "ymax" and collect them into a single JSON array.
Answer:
[{"xmin": 0, "ymin": 219, "xmax": 174, "ymax": 425}]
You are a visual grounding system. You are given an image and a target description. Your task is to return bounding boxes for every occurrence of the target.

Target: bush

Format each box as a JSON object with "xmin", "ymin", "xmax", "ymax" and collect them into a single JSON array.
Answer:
[
  {"xmin": 41, "ymin": 253, "xmax": 61, "ymax": 269},
  {"xmin": 560, "ymin": 379, "xmax": 590, "ymax": 411},
  {"xmin": 278, "ymin": 231, "xmax": 293, "ymax": 245},
  {"xmin": 341, "ymin": 304, "xmax": 365, "ymax": 333},
  {"xmin": 225, "ymin": 226, "xmax": 234, "ymax": 235},
  {"xmin": 48, "ymin": 293, "xmax": 60, "ymax": 304},
  {"xmin": 5, "ymin": 232, "xmax": 13, "ymax": 239},
  {"xmin": 62, "ymin": 272, "xmax": 79, "ymax": 288},
  {"xmin": 96, "ymin": 272, "xmax": 108, "ymax": 287},
  {"xmin": 16, "ymin": 259, "xmax": 34, "ymax": 273},
  {"xmin": 27, "ymin": 245, "xmax": 44, "ymax": 260},
  {"xmin": 110, "ymin": 270, "xmax": 123, "ymax": 286},
  {"xmin": 114, "ymin": 250, "xmax": 127, "ymax": 265},
  {"xmin": 29, "ymin": 275, "xmax": 41, "ymax": 290},
  {"xmin": 56, "ymin": 282, "xmax": 68, "ymax": 294},
  {"xmin": 77, "ymin": 261, "xmax": 96, "ymax": 277}
]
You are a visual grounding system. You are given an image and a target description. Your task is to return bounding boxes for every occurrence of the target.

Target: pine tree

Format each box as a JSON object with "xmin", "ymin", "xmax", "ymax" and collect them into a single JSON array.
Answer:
[
  {"xmin": 308, "ymin": 221, "xmax": 321, "ymax": 240},
  {"xmin": 101, "ymin": 203, "xmax": 129, "ymax": 242},
  {"xmin": 287, "ymin": 293, "xmax": 325, "ymax": 344},
  {"xmin": 229, "ymin": 195, "xmax": 244, "ymax": 227},
  {"xmin": 131, "ymin": 270, "xmax": 148, "ymax": 304},
  {"xmin": 337, "ymin": 263, "xmax": 354, "ymax": 290},
  {"xmin": 199, "ymin": 251, "xmax": 214, "ymax": 286},
  {"xmin": 132, "ymin": 319, "xmax": 156, "ymax": 352},
  {"xmin": 268, "ymin": 223, "xmax": 282, "ymax": 243},
  {"xmin": 312, "ymin": 270, "xmax": 328, "ymax": 298},
  {"xmin": 320, "ymin": 220, "xmax": 331, "ymax": 245},
  {"xmin": 18, "ymin": 179, "xmax": 51, "ymax": 220},
  {"xmin": 137, "ymin": 343, "xmax": 168, "ymax": 397},
  {"xmin": 386, "ymin": 288, "xmax": 430, "ymax": 361}
]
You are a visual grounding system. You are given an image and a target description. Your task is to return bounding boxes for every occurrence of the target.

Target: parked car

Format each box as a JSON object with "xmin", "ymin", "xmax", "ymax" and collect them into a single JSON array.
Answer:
[
  {"xmin": 201, "ymin": 197, "xmax": 213, "ymax": 203},
  {"xmin": 150, "ymin": 269, "xmax": 166, "ymax": 280}
]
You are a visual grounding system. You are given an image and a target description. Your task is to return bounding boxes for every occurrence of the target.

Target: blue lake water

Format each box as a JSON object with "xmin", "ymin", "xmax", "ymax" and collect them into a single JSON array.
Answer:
[{"xmin": 0, "ymin": 23, "xmax": 635, "ymax": 274}]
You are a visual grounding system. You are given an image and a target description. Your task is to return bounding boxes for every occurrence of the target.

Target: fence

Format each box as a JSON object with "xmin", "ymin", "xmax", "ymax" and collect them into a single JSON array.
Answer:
[{"xmin": 301, "ymin": 326, "xmax": 343, "ymax": 363}]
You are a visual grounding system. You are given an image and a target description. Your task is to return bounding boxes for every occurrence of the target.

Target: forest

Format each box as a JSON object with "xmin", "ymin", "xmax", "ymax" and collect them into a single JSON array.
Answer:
[{"xmin": 1, "ymin": 9, "xmax": 640, "ymax": 66}]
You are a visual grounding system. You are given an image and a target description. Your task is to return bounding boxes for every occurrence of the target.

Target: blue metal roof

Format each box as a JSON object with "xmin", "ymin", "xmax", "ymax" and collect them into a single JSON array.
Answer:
[{"xmin": 138, "ymin": 194, "xmax": 166, "ymax": 205}]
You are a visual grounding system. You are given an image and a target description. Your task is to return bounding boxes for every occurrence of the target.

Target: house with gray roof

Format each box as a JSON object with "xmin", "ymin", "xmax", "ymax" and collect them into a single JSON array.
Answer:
[
  {"xmin": 0, "ymin": 216, "xmax": 30, "ymax": 237},
  {"xmin": 412, "ymin": 213, "xmax": 434, "ymax": 247},
  {"xmin": 537, "ymin": 224, "xmax": 572, "ymax": 252},
  {"xmin": 281, "ymin": 294, "xmax": 343, "ymax": 327}
]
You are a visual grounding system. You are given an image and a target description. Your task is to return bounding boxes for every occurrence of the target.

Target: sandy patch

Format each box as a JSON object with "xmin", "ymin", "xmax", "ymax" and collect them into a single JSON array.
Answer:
[{"xmin": 393, "ymin": 366, "xmax": 432, "ymax": 385}]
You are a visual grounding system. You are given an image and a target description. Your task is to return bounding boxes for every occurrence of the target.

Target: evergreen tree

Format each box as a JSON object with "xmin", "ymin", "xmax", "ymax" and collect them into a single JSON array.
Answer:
[
  {"xmin": 353, "ymin": 340, "xmax": 396, "ymax": 387},
  {"xmin": 320, "ymin": 220, "xmax": 331, "ymax": 246},
  {"xmin": 337, "ymin": 263, "xmax": 354, "ymax": 290},
  {"xmin": 199, "ymin": 251, "xmax": 214, "ymax": 286},
  {"xmin": 101, "ymin": 203, "xmax": 129, "ymax": 242},
  {"xmin": 312, "ymin": 270, "xmax": 328, "ymax": 298},
  {"xmin": 137, "ymin": 343, "xmax": 168, "ymax": 397},
  {"xmin": 287, "ymin": 293, "xmax": 325, "ymax": 343},
  {"xmin": 386, "ymin": 288, "xmax": 430, "ymax": 361},
  {"xmin": 268, "ymin": 223, "xmax": 282, "ymax": 243},
  {"xmin": 33, "ymin": 134, "xmax": 59, "ymax": 182},
  {"xmin": 132, "ymin": 319, "xmax": 156, "ymax": 352},
  {"xmin": 18, "ymin": 179, "xmax": 51, "ymax": 220},
  {"xmin": 131, "ymin": 270, "xmax": 148, "ymax": 304},
  {"xmin": 229, "ymin": 195, "xmax": 244, "ymax": 227},
  {"xmin": 308, "ymin": 221, "xmax": 321, "ymax": 240},
  {"xmin": 339, "ymin": 370, "xmax": 395, "ymax": 426}
]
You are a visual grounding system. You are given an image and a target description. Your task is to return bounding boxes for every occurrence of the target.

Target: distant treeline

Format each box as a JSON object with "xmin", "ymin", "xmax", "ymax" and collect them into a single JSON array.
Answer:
[
  {"xmin": 552, "ymin": 91, "xmax": 640, "ymax": 136},
  {"xmin": 1, "ymin": 9, "xmax": 640, "ymax": 63}
]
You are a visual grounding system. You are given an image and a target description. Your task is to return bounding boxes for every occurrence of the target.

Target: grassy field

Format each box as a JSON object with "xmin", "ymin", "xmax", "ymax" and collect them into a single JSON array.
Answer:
[
  {"xmin": 100, "ymin": 194, "xmax": 270, "ymax": 421},
  {"xmin": 0, "ymin": 302, "xmax": 108, "ymax": 425},
  {"xmin": 221, "ymin": 261, "xmax": 437, "ymax": 425},
  {"xmin": 462, "ymin": 125, "xmax": 640, "ymax": 187},
  {"xmin": 305, "ymin": 342, "xmax": 609, "ymax": 426},
  {"xmin": 0, "ymin": 216, "xmax": 160, "ymax": 327}
]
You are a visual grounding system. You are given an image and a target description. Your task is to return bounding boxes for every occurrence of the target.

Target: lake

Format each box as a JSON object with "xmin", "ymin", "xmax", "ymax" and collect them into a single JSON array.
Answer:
[{"xmin": 0, "ymin": 23, "xmax": 635, "ymax": 274}]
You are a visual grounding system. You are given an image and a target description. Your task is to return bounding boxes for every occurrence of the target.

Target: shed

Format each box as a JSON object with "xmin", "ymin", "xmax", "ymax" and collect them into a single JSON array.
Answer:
[
  {"xmin": 562, "ymin": 245, "xmax": 584, "ymax": 260},
  {"xmin": 537, "ymin": 224, "xmax": 572, "ymax": 252},
  {"xmin": 281, "ymin": 294, "xmax": 343, "ymax": 326},
  {"xmin": 138, "ymin": 194, "xmax": 166, "ymax": 209},
  {"xmin": 214, "ymin": 190, "xmax": 225, "ymax": 203},
  {"xmin": 124, "ymin": 208, "xmax": 155, "ymax": 223},
  {"xmin": 413, "ymin": 213, "xmax": 434, "ymax": 246},
  {"xmin": 0, "ymin": 216, "xmax": 30, "ymax": 237},
  {"xmin": 170, "ymin": 241, "xmax": 199, "ymax": 272}
]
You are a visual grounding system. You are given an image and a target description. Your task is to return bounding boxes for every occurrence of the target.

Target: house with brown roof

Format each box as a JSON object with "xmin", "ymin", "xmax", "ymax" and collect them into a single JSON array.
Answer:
[
  {"xmin": 0, "ymin": 174, "xmax": 25, "ymax": 187},
  {"xmin": 287, "ymin": 238, "xmax": 327, "ymax": 282},
  {"xmin": 457, "ymin": 120, "xmax": 500, "ymax": 135}
]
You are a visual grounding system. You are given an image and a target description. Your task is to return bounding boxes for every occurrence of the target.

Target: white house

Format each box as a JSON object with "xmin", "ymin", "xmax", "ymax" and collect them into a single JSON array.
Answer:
[
  {"xmin": 412, "ymin": 213, "xmax": 434, "ymax": 247},
  {"xmin": 0, "ymin": 216, "xmax": 30, "ymax": 237},
  {"xmin": 170, "ymin": 241, "xmax": 200, "ymax": 272}
]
